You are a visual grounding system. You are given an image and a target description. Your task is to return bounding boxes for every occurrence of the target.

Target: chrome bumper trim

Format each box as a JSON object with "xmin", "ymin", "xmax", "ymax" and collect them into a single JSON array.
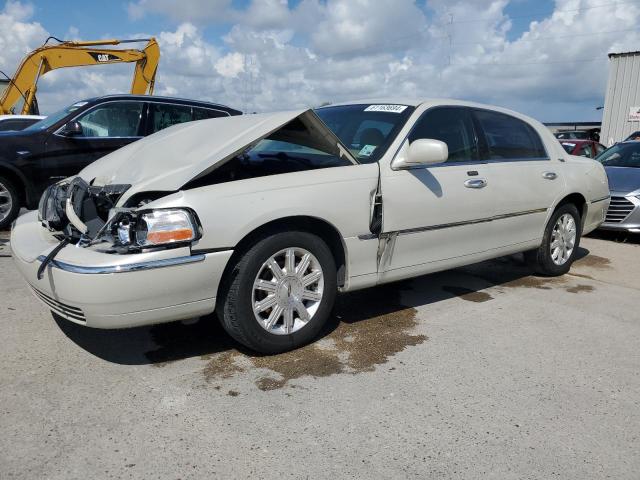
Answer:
[
  {"xmin": 590, "ymin": 195, "xmax": 611, "ymax": 204},
  {"xmin": 35, "ymin": 254, "xmax": 206, "ymax": 275}
]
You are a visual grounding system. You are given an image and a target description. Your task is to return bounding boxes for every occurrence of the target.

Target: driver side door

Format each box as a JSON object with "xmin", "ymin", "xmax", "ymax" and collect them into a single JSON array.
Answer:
[{"xmin": 379, "ymin": 106, "xmax": 499, "ymax": 282}]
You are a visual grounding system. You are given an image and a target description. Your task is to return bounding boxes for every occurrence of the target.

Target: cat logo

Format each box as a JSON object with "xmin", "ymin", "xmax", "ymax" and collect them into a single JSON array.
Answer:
[{"xmin": 88, "ymin": 52, "xmax": 120, "ymax": 63}]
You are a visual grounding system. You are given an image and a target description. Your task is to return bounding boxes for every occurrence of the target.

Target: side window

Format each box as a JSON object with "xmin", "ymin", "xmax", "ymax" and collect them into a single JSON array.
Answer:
[
  {"xmin": 75, "ymin": 102, "xmax": 143, "ymax": 138},
  {"xmin": 192, "ymin": 107, "xmax": 226, "ymax": 120},
  {"xmin": 149, "ymin": 103, "xmax": 193, "ymax": 133},
  {"xmin": 474, "ymin": 109, "xmax": 546, "ymax": 160},
  {"xmin": 409, "ymin": 107, "xmax": 478, "ymax": 162},
  {"xmin": 0, "ymin": 120, "xmax": 30, "ymax": 131}
]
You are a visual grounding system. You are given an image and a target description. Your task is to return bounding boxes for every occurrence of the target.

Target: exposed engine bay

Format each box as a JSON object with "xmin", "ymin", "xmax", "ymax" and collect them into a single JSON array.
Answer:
[{"xmin": 39, "ymin": 177, "xmax": 132, "ymax": 244}]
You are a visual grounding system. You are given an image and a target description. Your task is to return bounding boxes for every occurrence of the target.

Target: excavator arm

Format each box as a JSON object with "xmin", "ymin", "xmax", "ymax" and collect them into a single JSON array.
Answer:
[{"xmin": 0, "ymin": 38, "xmax": 160, "ymax": 114}]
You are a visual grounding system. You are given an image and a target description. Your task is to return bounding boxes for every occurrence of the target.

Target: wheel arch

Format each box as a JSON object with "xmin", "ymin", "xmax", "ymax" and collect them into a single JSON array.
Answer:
[
  {"xmin": 554, "ymin": 192, "xmax": 588, "ymax": 228},
  {"xmin": 217, "ymin": 215, "xmax": 348, "ymax": 299},
  {"xmin": 0, "ymin": 162, "xmax": 29, "ymax": 207}
]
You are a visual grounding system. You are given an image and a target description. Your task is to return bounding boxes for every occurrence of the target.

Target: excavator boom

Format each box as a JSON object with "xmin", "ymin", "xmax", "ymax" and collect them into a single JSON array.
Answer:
[{"xmin": 0, "ymin": 37, "xmax": 160, "ymax": 114}]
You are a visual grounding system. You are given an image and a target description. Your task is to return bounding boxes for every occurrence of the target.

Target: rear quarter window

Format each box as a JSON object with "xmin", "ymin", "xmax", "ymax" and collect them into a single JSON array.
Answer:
[
  {"xmin": 474, "ymin": 109, "xmax": 547, "ymax": 160},
  {"xmin": 193, "ymin": 107, "xmax": 228, "ymax": 120}
]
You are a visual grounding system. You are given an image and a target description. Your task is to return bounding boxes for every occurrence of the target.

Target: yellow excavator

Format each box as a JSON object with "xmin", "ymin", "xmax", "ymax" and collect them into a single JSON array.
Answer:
[{"xmin": 0, "ymin": 37, "xmax": 160, "ymax": 115}]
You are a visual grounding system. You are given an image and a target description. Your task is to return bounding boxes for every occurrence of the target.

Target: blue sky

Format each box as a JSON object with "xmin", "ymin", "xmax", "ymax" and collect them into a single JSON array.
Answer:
[
  {"xmin": 29, "ymin": 0, "xmax": 557, "ymax": 50},
  {"xmin": 3, "ymin": 0, "xmax": 637, "ymax": 121}
]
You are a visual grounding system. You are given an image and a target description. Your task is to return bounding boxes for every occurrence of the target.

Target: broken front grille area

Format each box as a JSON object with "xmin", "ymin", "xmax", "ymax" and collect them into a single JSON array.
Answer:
[
  {"xmin": 38, "ymin": 178, "xmax": 131, "ymax": 239},
  {"xmin": 31, "ymin": 287, "xmax": 86, "ymax": 323}
]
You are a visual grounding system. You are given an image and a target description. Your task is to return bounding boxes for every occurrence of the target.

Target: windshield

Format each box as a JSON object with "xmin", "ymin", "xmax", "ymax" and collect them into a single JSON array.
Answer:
[
  {"xmin": 561, "ymin": 142, "xmax": 576, "ymax": 153},
  {"xmin": 625, "ymin": 131, "xmax": 640, "ymax": 141},
  {"xmin": 24, "ymin": 100, "xmax": 90, "ymax": 131},
  {"xmin": 596, "ymin": 143, "xmax": 640, "ymax": 168},
  {"xmin": 314, "ymin": 104, "xmax": 414, "ymax": 163}
]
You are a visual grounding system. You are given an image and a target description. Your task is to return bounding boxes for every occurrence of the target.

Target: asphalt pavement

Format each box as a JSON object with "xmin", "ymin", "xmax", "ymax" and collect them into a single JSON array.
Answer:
[{"xmin": 0, "ymin": 227, "xmax": 639, "ymax": 479}]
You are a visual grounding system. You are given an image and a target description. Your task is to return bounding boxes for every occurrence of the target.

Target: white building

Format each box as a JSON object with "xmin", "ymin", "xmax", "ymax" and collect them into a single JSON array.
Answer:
[{"xmin": 600, "ymin": 51, "xmax": 640, "ymax": 146}]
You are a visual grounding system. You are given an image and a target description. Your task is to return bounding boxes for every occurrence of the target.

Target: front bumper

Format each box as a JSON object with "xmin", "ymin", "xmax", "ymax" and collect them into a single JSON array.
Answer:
[
  {"xmin": 599, "ymin": 193, "xmax": 640, "ymax": 233},
  {"xmin": 11, "ymin": 211, "xmax": 233, "ymax": 328}
]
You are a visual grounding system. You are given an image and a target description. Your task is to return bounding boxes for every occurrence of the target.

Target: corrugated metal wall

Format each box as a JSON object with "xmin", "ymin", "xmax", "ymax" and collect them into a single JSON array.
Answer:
[{"xmin": 601, "ymin": 52, "xmax": 640, "ymax": 146}]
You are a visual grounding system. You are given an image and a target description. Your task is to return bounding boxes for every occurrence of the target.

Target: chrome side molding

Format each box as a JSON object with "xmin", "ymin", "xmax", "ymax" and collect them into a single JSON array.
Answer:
[{"xmin": 35, "ymin": 254, "xmax": 206, "ymax": 275}]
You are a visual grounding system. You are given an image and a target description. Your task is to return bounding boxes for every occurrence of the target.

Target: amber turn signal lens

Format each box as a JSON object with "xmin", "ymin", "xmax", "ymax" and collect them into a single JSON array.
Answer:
[{"xmin": 146, "ymin": 228, "xmax": 194, "ymax": 244}]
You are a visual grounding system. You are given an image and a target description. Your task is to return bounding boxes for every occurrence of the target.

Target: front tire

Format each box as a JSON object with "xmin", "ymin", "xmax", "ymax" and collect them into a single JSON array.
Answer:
[
  {"xmin": 525, "ymin": 203, "xmax": 581, "ymax": 276},
  {"xmin": 217, "ymin": 231, "xmax": 337, "ymax": 354},
  {"xmin": 0, "ymin": 176, "xmax": 20, "ymax": 230}
]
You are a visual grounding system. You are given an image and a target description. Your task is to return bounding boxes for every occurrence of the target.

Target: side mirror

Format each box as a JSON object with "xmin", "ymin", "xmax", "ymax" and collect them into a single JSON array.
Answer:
[
  {"xmin": 59, "ymin": 121, "xmax": 83, "ymax": 137},
  {"xmin": 392, "ymin": 138, "xmax": 448, "ymax": 170}
]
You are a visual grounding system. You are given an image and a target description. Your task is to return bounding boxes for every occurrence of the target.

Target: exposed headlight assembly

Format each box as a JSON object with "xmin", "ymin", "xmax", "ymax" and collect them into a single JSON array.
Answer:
[{"xmin": 106, "ymin": 208, "xmax": 201, "ymax": 251}]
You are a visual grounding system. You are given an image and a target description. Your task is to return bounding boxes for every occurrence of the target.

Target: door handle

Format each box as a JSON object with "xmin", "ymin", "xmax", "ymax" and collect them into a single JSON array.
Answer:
[
  {"xmin": 464, "ymin": 178, "xmax": 487, "ymax": 189},
  {"xmin": 542, "ymin": 171, "xmax": 557, "ymax": 180}
]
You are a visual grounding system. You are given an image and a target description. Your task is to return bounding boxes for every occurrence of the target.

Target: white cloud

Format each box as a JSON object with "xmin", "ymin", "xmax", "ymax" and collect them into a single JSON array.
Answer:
[
  {"xmin": 1, "ymin": 0, "xmax": 637, "ymax": 121},
  {"xmin": 0, "ymin": 1, "xmax": 47, "ymax": 72},
  {"xmin": 215, "ymin": 52, "xmax": 244, "ymax": 78}
]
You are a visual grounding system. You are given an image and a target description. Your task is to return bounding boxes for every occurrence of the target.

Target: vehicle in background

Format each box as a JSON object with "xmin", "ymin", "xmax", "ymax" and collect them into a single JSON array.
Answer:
[
  {"xmin": 596, "ymin": 141, "xmax": 640, "ymax": 233},
  {"xmin": 0, "ymin": 94, "xmax": 241, "ymax": 228},
  {"xmin": 13, "ymin": 99, "xmax": 609, "ymax": 354},
  {"xmin": 0, "ymin": 115, "xmax": 45, "ymax": 131},
  {"xmin": 554, "ymin": 130, "xmax": 600, "ymax": 141},
  {"xmin": 559, "ymin": 139, "xmax": 607, "ymax": 158},
  {"xmin": 624, "ymin": 131, "xmax": 640, "ymax": 141}
]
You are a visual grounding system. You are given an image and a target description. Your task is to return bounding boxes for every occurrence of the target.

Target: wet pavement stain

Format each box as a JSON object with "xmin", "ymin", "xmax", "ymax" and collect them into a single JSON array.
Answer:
[
  {"xmin": 565, "ymin": 284, "xmax": 595, "ymax": 294},
  {"xmin": 503, "ymin": 276, "xmax": 560, "ymax": 290},
  {"xmin": 442, "ymin": 286, "xmax": 493, "ymax": 303},
  {"xmin": 202, "ymin": 351, "xmax": 244, "ymax": 381},
  {"xmin": 575, "ymin": 254, "xmax": 611, "ymax": 269},
  {"xmin": 201, "ymin": 284, "xmax": 425, "ymax": 391}
]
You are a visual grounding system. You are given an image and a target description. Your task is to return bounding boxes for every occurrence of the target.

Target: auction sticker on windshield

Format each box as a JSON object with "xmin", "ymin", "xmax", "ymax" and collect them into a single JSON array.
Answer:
[{"xmin": 364, "ymin": 105, "xmax": 408, "ymax": 113}]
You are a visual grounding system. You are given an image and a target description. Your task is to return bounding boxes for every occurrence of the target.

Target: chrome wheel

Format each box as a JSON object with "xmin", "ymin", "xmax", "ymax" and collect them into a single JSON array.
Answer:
[
  {"xmin": 252, "ymin": 247, "xmax": 324, "ymax": 335},
  {"xmin": 550, "ymin": 213, "xmax": 576, "ymax": 266},
  {"xmin": 0, "ymin": 181, "xmax": 13, "ymax": 224}
]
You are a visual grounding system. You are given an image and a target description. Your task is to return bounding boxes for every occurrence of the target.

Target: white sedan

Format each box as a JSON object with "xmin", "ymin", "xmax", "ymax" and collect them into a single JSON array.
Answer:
[{"xmin": 11, "ymin": 99, "xmax": 610, "ymax": 353}]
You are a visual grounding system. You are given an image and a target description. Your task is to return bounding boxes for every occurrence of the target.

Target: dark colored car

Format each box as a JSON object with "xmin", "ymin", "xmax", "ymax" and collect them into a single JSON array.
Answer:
[
  {"xmin": 559, "ymin": 139, "xmax": 607, "ymax": 159},
  {"xmin": 0, "ymin": 115, "xmax": 45, "ymax": 132},
  {"xmin": 624, "ymin": 131, "xmax": 640, "ymax": 141},
  {"xmin": 555, "ymin": 130, "xmax": 600, "ymax": 142},
  {"xmin": 0, "ymin": 95, "xmax": 241, "ymax": 228}
]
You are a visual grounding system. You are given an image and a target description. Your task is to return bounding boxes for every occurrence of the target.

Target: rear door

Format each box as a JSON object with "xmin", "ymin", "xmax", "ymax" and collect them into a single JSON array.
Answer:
[
  {"xmin": 472, "ymin": 108, "xmax": 565, "ymax": 247},
  {"xmin": 42, "ymin": 101, "xmax": 144, "ymax": 185},
  {"xmin": 380, "ymin": 106, "xmax": 498, "ymax": 280}
]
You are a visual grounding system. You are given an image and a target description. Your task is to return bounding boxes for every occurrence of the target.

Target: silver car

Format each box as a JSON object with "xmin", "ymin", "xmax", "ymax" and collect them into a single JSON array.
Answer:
[{"xmin": 597, "ymin": 141, "xmax": 640, "ymax": 233}]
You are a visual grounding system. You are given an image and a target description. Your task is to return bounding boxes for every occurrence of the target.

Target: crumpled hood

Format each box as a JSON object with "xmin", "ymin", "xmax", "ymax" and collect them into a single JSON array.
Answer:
[
  {"xmin": 604, "ymin": 166, "xmax": 640, "ymax": 194},
  {"xmin": 78, "ymin": 109, "xmax": 353, "ymax": 203}
]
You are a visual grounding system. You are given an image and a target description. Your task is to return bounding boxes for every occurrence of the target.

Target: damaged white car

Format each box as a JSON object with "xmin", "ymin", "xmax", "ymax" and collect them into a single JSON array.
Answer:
[{"xmin": 11, "ymin": 100, "xmax": 610, "ymax": 353}]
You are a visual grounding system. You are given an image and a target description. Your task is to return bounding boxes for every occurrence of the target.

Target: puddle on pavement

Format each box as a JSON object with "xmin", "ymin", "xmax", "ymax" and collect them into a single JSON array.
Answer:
[
  {"xmin": 146, "ymin": 253, "xmax": 600, "ymax": 392},
  {"xmin": 442, "ymin": 286, "xmax": 493, "ymax": 302},
  {"xmin": 574, "ymin": 254, "xmax": 611, "ymax": 269},
  {"xmin": 565, "ymin": 284, "xmax": 595, "ymax": 294},
  {"xmin": 201, "ymin": 284, "xmax": 425, "ymax": 391}
]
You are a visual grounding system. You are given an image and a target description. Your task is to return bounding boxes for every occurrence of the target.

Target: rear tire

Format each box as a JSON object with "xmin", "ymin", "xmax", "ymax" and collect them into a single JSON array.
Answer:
[
  {"xmin": 525, "ymin": 203, "xmax": 581, "ymax": 276},
  {"xmin": 217, "ymin": 231, "xmax": 337, "ymax": 354},
  {"xmin": 0, "ymin": 176, "xmax": 20, "ymax": 230}
]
